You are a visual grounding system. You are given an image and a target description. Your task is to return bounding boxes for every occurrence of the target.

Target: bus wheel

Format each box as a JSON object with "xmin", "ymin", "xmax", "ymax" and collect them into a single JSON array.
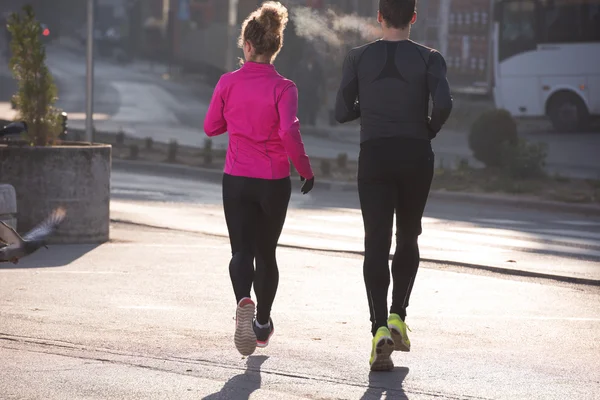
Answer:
[{"xmin": 548, "ymin": 92, "xmax": 589, "ymax": 133}]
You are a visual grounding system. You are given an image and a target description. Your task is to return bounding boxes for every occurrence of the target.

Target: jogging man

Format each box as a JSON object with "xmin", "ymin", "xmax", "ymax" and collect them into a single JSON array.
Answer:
[{"xmin": 334, "ymin": 0, "xmax": 452, "ymax": 371}]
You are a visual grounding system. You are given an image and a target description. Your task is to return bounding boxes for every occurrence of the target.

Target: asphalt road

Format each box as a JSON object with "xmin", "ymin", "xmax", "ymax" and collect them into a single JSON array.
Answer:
[
  {"xmin": 1, "ymin": 223, "xmax": 599, "ymax": 400},
  {"xmin": 1, "ymin": 168, "xmax": 599, "ymax": 399},
  {"xmin": 110, "ymin": 169, "xmax": 600, "ymax": 282}
]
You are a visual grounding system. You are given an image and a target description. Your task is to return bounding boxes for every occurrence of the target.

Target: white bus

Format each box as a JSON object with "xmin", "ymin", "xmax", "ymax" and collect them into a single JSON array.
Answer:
[{"xmin": 492, "ymin": 0, "xmax": 600, "ymax": 132}]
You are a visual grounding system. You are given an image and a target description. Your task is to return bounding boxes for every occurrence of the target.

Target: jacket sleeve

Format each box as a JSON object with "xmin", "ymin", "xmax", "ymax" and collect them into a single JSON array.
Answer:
[
  {"xmin": 334, "ymin": 51, "xmax": 360, "ymax": 124},
  {"xmin": 277, "ymin": 83, "xmax": 314, "ymax": 179},
  {"xmin": 203, "ymin": 78, "xmax": 228, "ymax": 137},
  {"xmin": 427, "ymin": 51, "xmax": 453, "ymax": 138}
]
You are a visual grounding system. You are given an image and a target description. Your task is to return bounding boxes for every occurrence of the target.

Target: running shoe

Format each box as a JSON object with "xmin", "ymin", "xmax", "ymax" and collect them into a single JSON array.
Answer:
[
  {"xmin": 388, "ymin": 313, "xmax": 411, "ymax": 352},
  {"xmin": 253, "ymin": 317, "xmax": 274, "ymax": 348},
  {"xmin": 234, "ymin": 297, "xmax": 257, "ymax": 356},
  {"xmin": 369, "ymin": 326, "xmax": 395, "ymax": 371}
]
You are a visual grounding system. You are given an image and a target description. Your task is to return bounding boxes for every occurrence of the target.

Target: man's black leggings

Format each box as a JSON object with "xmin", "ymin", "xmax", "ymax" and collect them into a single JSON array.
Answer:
[
  {"xmin": 222, "ymin": 173, "xmax": 291, "ymax": 325},
  {"xmin": 357, "ymin": 137, "xmax": 434, "ymax": 336}
]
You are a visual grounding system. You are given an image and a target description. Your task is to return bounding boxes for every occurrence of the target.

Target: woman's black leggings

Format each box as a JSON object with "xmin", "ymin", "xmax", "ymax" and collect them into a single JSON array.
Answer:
[
  {"xmin": 222, "ymin": 173, "xmax": 291, "ymax": 325},
  {"xmin": 357, "ymin": 137, "xmax": 434, "ymax": 336}
]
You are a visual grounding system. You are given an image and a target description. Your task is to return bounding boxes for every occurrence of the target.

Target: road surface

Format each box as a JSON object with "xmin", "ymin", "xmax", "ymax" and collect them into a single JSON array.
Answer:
[
  {"xmin": 1, "ymin": 169, "xmax": 599, "ymax": 399},
  {"xmin": 1, "ymin": 220, "xmax": 599, "ymax": 399},
  {"xmin": 109, "ymin": 169, "xmax": 600, "ymax": 283}
]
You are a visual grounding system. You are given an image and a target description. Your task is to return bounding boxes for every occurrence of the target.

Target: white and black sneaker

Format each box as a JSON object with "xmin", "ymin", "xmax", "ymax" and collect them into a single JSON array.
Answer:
[{"xmin": 254, "ymin": 318, "xmax": 274, "ymax": 348}]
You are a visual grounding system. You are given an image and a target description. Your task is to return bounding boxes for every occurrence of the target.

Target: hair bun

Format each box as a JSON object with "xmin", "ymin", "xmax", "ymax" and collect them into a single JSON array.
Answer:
[{"xmin": 257, "ymin": 1, "xmax": 289, "ymax": 35}]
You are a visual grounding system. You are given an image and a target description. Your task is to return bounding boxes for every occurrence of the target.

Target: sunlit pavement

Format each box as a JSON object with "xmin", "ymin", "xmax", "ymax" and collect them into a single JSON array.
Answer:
[
  {"xmin": 1, "ymin": 221, "xmax": 599, "ymax": 399},
  {"xmin": 110, "ymin": 170, "xmax": 600, "ymax": 283},
  {"xmin": 1, "ymin": 170, "xmax": 599, "ymax": 399}
]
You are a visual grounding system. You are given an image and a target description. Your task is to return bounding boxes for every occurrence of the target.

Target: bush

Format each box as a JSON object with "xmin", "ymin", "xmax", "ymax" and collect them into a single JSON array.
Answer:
[
  {"xmin": 502, "ymin": 138, "xmax": 547, "ymax": 179},
  {"xmin": 321, "ymin": 159, "xmax": 331, "ymax": 177},
  {"xmin": 167, "ymin": 140, "xmax": 178, "ymax": 162},
  {"xmin": 336, "ymin": 153, "xmax": 348, "ymax": 169},
  {"xmin": 203, "ymin": 138, "xmax": 213, "ymax": 166},
  {"xmin": 115, "ymin": 130, "xmax": 125, "ymax": 145},
  {"xmin": 468, "ymin": 109, "xmax": 518, "ymax": 168},
  {"xmin": 129, "ymin": 144, "xmax": 139, "ymax": 160},
  {"xmin": 8, "ymin": 5, "xmax": 63, "ymax": 146}
]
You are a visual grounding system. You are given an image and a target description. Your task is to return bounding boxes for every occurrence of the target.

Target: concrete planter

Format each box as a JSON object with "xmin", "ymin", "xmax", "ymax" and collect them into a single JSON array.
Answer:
[
  {"xmin": 0, "ymin": 142, "xmax": 112, "ymax": 244},
  {"xmin": 0, "ymin": 184, "xmax": 17, "ymax": 229}
]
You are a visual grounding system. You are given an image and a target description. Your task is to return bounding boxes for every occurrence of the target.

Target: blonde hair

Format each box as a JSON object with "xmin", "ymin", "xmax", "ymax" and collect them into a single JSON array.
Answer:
[{"xmin": 238, "ymin": 1, "xmax": 289, "ymax": 63}]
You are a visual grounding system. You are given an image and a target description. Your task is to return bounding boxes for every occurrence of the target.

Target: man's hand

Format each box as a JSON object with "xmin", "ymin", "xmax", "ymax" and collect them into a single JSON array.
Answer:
[{"xmin": 300, "ymin": 176, "xmax": 315, "ymax": 195}]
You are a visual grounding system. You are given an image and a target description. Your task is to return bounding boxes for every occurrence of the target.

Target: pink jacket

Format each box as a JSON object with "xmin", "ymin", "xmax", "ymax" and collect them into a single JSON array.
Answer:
[{"xmin": 203, "ymin": 62, "xmax": 314, "ymax": 180}]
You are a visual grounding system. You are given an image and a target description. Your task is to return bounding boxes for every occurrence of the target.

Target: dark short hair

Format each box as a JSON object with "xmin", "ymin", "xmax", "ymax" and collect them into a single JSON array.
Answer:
[{"xmin": 379, "ymin": 0, "xmax": 416, "ymax": 29}]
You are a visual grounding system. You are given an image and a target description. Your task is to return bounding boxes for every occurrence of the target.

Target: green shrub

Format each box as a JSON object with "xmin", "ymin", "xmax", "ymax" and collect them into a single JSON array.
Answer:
[
  {"xmin": 321, "ymin": 159, "xmax": 331, "ymax": 177},
  {"xmin": 167, "ymin": 140, "xmax": 178, "ymax": 162},
  {"xmin": 203, "ymin": 138, "xmax": 213, "ymax": 166},
  {"xmin": 115, "ymin": 130, "xmax": 125, "ymax": 145},
  {"xmin": 456, "ymin": 157, "xmax": 470, "ymax": 171},
  {"xmin": 501, "ymin": 138, "xmax": 547, "ymax": 179},
  {"xmin": 8, "ymin": 5, "xmax": 62, "ymax": 145},
  {"xmin": 129, "ymin": 144, "xmax": 139, "ymax": 160},
  {"xmin": 468, "ymin": 109, "xmax": 518, "ymax": 167},
  {"xmin": 336, "ymin": 153, "xmax": 348, "ymax": 169}
]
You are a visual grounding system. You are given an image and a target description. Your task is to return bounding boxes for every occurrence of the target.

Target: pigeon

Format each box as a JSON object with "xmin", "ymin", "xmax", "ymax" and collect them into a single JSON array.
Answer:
[{"xmin": 0, "ymin": 207, "xmax": 67, "ymax": 264}]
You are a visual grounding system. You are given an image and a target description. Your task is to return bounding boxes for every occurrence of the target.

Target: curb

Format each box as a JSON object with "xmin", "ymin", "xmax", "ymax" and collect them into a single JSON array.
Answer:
[
  {"xmin": 112, "ymin": 159, "xmax": 600, "ymax": 216},
  {"xmin": 110, "ymin": 218, "xmax": 600, "ymax": 287}
]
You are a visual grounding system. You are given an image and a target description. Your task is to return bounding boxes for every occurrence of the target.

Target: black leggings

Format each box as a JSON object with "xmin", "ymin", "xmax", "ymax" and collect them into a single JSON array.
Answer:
[
  {"xmin": 357, "ymin": 138, "xmax": 434, "ymax": 336},
  {"xmin": 222, "ymin": 173, "xmax": 291, "ymax": 325}
]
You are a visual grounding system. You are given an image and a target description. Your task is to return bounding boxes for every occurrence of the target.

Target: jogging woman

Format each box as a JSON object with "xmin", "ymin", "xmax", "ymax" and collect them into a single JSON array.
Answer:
[{"xmin": 203, "ymin": 1, "xmax": 315, "ymax": 357}]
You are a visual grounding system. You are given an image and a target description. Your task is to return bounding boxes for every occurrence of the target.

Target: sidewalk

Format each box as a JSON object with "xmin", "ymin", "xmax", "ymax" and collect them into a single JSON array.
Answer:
[{"xmin": 1, "ymin": 223, "xmax": 598, "ymax": 399}]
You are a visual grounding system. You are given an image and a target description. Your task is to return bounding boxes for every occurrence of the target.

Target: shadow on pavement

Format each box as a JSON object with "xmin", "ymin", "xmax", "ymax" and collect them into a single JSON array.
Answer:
[
  {"xmin": 202, "ymin": 355, "xmax": 269, "ymax": 400},
  {"xmin": 0, "ymin": 244, "xmax": 99, "ymax": 269},
  {"xmin": 360, "ymin": 367, "xmax": 410, "ymax": 400}
]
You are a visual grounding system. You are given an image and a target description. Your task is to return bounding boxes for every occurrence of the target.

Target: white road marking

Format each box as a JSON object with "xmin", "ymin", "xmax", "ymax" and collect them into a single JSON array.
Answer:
[
  {"xmin": 534, "ymin": 229, "xmax": 600, "ymax": 241},
  {"xmin": 448, "ymin": 226, "xmax": 600, "ymax": 248},
  {"xmin": 118, "ymin": 305, "xmax": 181, "ymax": 310},
  {"xmin": 555, "ymin": 220, "xmax": 600, "ymax": 227},
  {"xmin": 37, "ymin": 271, "xmax": 124, "ymax": 274},
  {"xmin": 424, "ymin": 314, "xmax": 600, "ymax": 322},
  {"xmin": 283, "ymin": 218, "xmax": 600, "ymax": 258},
  {"xmin": 474, "ymin": 219, "xmax": 533, "ymax": 225}
]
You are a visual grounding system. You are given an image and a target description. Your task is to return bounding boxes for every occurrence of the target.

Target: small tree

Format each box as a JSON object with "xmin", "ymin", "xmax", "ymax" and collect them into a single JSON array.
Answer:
[{"xmin": 8, "ymin": 5, "xmax": 62, "ymax": 146}]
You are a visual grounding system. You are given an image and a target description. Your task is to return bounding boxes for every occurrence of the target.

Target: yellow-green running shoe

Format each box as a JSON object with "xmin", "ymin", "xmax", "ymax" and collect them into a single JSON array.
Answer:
[
  {"xmin": 388, "ymin": 313, "xmax": 411, "ymax": 352},
  {"xmin": 369, "ymin": 326, "xmax": 395, "ymax": 371}
]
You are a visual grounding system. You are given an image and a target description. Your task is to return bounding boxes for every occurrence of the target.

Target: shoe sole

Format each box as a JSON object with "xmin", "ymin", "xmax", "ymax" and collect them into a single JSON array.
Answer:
[
  {"xmin": 389, "ymin": 327, "xmax": 410, "ymax": 352},
  {"xmin": 234, "ymin": 302, "xmax": 257, "ymax": 356},
  {"xmin": 370, "ymin": 336, "xmax": 395, "ymax": 372}
]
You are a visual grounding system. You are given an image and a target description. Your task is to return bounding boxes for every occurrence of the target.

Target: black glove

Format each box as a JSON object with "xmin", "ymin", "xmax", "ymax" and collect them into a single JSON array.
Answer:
[
  {"xmin": 427, "ymin": 116, "xmax": 437, "ymax": 140},
  {"xmin": 300, "ymin": 176, "xmax": 315, "ymax": 195}
]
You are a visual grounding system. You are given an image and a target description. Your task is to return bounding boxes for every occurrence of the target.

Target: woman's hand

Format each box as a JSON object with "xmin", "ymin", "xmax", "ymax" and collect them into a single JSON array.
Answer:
[{"xmin": 300, "ymin": 176, "xmax": 315, "ymax": 195}]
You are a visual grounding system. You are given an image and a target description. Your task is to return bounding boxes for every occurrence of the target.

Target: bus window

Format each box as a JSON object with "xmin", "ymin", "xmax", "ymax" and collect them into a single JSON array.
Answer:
[
  {"xmin": 498, "ymin": 0, "xmax": 537, "ymax": 61},
  {"xmin": 585, "ymin": 4, "xmax": 600, "ymax": 41},
  {"xmin": 539, "ymin": 0, "xmax": 600, "ymax": 44}
]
